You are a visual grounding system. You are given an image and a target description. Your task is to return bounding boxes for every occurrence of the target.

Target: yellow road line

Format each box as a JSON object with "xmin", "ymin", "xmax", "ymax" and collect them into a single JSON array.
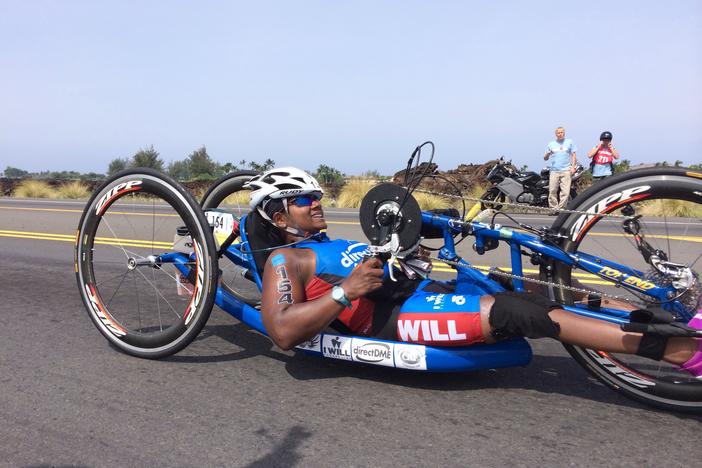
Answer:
[
  {"xmin": 0, "ymin": 205, "xmax": 354, "ymax": 223},
  {"xmin": 0, "ymin": 228, "xmax": 686, "ymax": 287},
  {"xmin": 1, "ymin": 205, "xmax": 700, "ymax": 240},
  {"xmin": 586, "ymin": 231, "xmax": 702, "ymax": 243},
  {"xmin": 0, "ymin": 206, "xmax": 83, "ymax": 214},
  {"xmin": 0, "ymin": 206, "xmax": 180, "ymax": 217},
  {"xmin": 0, "ymin": 230, "xmax": 172, "ymax": 249}
]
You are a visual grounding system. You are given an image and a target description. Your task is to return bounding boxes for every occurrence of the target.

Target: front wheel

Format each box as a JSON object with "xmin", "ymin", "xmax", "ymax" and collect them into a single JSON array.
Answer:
[
  {"xmin": 75, "ymin": 168, "xmax": 218, "ymax": 359},
  {"xmin": 550, "ymin": 167, "xmax": 702, "ymax": 412},
  {"xmin": 479, "ymin": 187, "xmax": 506, "ymax": 211}
]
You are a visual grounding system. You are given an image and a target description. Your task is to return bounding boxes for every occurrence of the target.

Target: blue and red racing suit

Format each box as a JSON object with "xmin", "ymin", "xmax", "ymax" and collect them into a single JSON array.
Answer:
[{"xmin": 293, "ymin": 234, "xmax": 485, "ymax": 346}]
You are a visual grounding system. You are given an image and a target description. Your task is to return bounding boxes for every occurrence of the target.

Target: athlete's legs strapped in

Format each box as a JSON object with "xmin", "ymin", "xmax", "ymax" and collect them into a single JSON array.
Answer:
[
  {"xmin": 388, "ymin": 288, "xmax": 562, "ymax": 346},
  {"xmin": 488, "ymin": 291, "xmax": 561, "ymax": 339}
]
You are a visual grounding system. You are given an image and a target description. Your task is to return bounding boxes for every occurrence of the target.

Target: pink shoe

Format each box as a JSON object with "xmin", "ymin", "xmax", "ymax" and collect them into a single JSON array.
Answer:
[{"xmin": 679, "ymin": 312, "xmax": 702, "ymax": 378}]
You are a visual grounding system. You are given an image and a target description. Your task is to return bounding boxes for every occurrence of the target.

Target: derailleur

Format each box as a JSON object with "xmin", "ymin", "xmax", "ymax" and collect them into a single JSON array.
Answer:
[{"xmin": 621, "ymin": 205, "xmax": 696, "ymax": 291}]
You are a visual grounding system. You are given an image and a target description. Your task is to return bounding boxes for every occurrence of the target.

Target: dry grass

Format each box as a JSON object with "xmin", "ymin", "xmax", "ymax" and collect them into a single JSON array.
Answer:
[
  {"xmin": 220, "ymin": 191, "xmax": 251, "ymax": 207},
  {"xmin": 413, "ymin": 192, "xmax": 456, "ymax": 210},
  {"xmin": 189, "ymin": 186, "xmax": 209, "ymax": 201},
  {"xmin": 13, "ymin": 180, "xmax": 56, "ymax": 198},
  {"xmin": 637, "ymin": 199, "xmax": 702, "ymax": 218},
  {"xmin": 56, "ymin": 181, "xmax": 90, "ymax": 199},
  {"xmin": 336, "ymin": 179, "xmax": 376, "ymax": 208},
  {"xmin": 336, "ymin": 179, "xmax": 488, "ymax": 212}
]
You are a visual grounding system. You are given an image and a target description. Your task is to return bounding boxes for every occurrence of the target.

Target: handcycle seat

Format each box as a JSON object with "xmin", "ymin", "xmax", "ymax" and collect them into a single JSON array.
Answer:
[{"xmin": 242, "ymin": 209, "xmax": 281, "ymax": 281}]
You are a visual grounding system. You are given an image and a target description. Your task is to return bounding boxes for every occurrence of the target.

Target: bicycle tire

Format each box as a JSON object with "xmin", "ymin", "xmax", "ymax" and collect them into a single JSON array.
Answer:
[
  {"xmin": 549, "ymin": 167, "xmax": 702, "ymax": 412},
  {"xmin": 75, "ymin": 168, "xmax": 218, "ymax": 359},
  {"xmin": 200, "ymin": 171, "xmax": 261, "ymax": 305}
]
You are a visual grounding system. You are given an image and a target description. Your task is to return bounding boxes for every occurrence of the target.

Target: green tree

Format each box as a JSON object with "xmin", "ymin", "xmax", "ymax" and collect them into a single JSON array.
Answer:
[
  {"xmin": 315, "ymin": 164, "xmax": 344, "ymax": 186},
  {"xmin": 167, "ymin": 160, "xmax": 191, "ymax": 181},
  {"xmin": 131, "ymin": 145, "xmax": 164, "ymax": 171},
  {"xmin": 247, "ymin": 158, "xmax": 276, "ymax": 172},
  {"xmin": 4, "ymin": 166, "xmax": 28, "ymax": 178},
  {"xmin": 315, "ymin": 164, "xmax": 345, "ymax": 199},
  {"xmin": 220, "ymin": 162, "xmax": 236, "ymax": 174},
  {"xmin": 613, "ymin": 159, "xmax": 631, "ymax": 174},
  {"xmin": 188, "ymin": 146, "xmax": 217, "ymax": 179},
  {"xmin": 107, "ymin": 157, "xmax": 130, "ymax": 176},
  {"xmin": 50, "ymin": 170, "xmax": 82, "ymax": 180},
  {"xmin": 81, "ymin": 172, "xmax": 105, "ymax": 180},
  {"xmin": 674, "ymin": 160, "xmax": 683, "ymax": 167}
]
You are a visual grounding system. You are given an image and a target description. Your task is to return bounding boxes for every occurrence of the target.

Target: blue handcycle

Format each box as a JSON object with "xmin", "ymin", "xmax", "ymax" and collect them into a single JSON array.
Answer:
[{"xmin": 75, "ymin": 160, "xmax": 702, "ymax": 412}]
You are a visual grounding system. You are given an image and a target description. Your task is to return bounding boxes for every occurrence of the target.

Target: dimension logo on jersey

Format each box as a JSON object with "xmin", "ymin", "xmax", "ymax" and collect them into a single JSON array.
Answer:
[
  {"xmin": 95, "ymin": 180, "xmax": 143, "ymax": 215},
  {"xmin": 296, "ymin": 334, "xmax": 321, "ymax": 352},
  {"xmin": 322, "ymin": 335, "xmax": 352, "ymax": 361},
  {"xmin": 351, "ymin": 339, "xmax": 393, "ymax": 366},
  {"xmin": 569, "ymin": 185, "xmax": 650, "ymax": 242},
  {"xmin": 340, "ymin": 242, "xmax": 371, "ymax": 268},
  {"xmin": 394, "ymin": 344, "xmax": 427, "ymax": 370},
  {"xmin": 586, "ymin": 350, "xmax": 654, "ymax": 388}
]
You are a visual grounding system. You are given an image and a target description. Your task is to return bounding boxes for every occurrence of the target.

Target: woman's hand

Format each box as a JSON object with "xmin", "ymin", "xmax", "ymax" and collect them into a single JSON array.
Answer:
[{"xmin": 341, "ymin": 257, "xmax": 384, "ymax": 300}]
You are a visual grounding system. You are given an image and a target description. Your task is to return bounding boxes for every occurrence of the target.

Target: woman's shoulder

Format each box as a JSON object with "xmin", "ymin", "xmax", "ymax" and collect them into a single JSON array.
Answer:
[{"xmin": 266, "ymin": 247, "xmax": 314, "ymax": 266}]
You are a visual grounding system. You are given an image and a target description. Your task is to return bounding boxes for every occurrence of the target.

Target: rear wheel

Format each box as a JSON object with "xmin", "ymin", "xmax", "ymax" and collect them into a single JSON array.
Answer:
[
  {"xmin": 550, "ymin": 167, "xmax": 702, "ymax": 412},
  {"xmin": 75, "ymin": 169, "xmax": 218, "ymax": 358},
  {"xmin": 200, "ymin": 171, "xmax": 262, "ymax": 305}
]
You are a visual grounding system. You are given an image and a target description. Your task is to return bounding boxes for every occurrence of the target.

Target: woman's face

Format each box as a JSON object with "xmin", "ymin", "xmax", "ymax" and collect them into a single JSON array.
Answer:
[{"xmin": 276, "ymin": 194, "xmax": 327, "ymax": 234}]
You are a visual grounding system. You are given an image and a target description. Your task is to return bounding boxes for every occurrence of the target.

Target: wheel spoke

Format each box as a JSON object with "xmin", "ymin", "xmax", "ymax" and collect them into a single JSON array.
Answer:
[{"xmin": 134, "ymin": 267, "xmax": 184, "ymax": 321}]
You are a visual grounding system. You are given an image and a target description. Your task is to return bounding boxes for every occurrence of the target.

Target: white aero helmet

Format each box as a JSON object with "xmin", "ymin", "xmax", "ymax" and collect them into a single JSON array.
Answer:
[{"xmin": 246, "ymin": 167, "xmax": 324, "ymax": 209}]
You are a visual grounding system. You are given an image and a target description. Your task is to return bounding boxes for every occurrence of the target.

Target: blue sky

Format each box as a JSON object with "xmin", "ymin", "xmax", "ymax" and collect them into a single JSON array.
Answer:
[{"xmin": 1, "ymin": 1, "xmax": 700, "ymax": 175}]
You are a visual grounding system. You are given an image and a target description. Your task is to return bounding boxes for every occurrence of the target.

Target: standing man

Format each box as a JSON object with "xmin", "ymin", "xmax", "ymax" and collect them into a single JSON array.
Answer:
[
  {"xmin": 544, "ymin": 126, "xmax": 577, "ymax": 213},
  {"xmin": 587, "ymin": 131, "xmax": 620, "ymax": 182}
]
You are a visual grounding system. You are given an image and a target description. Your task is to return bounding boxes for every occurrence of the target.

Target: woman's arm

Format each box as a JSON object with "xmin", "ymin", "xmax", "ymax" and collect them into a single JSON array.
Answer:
[
  {"xmin": 587, "ymin": 143, "xmax": 601, "ymax": 158},
  {"xmin": 260, "ymin": 249, "xmax": 383, "ymax": 350}
]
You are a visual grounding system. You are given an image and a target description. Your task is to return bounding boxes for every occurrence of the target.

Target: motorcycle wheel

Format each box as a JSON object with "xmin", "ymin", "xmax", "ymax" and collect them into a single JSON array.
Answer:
[{"xmin": 479, "ymin": 187, "xmax": 506, "ymax": 211}]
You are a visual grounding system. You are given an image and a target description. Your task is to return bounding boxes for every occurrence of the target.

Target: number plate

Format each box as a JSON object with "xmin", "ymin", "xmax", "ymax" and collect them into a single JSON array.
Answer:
[{"xmin": 205, "ymin": 210, "xmax": 237, "ymax": 247}]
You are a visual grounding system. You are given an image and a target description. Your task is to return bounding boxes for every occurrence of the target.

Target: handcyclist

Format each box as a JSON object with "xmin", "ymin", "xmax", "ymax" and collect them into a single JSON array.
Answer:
[{"xmin": 248, "ymin": 167, "xmax": 702, "ymax": 377}]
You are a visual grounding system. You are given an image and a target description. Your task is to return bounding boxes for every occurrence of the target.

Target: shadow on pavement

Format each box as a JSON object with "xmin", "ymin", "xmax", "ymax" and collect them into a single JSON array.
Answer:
[
  {"xmin": 243, "ymin": 425, "xmax": 312, "ymax": 468},
  {"xmin": 167, "ymin": 322, "xmax": 702, "ymax": 420}
]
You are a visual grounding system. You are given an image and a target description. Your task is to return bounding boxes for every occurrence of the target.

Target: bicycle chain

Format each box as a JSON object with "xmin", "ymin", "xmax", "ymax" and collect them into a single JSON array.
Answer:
[{"xmin": 428, "ymin": 255, "xmax": 634, "ymax": 304}]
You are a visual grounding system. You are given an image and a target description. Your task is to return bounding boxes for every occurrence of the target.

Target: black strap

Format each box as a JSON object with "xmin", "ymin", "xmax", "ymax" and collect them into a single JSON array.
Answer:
[
  {"xmin": 635, "ymin": 333, "xmax": 668, "ymax": 361},
  {"xmin": 587, "ymin": 294, "xmax": 601, "ymax": 311}
]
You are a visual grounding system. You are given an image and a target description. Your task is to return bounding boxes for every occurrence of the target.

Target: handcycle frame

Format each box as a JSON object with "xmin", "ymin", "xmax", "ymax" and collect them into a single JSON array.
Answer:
[{"xmin": 167, "ymin": 202, "xmax": 680, "ymax": 373}]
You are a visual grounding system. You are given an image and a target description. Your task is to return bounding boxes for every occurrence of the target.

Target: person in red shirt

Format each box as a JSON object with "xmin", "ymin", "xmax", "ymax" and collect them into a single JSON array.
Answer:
[{"xmin": 587, "ymin": 131, "xmax": 620, "ymax": 181}]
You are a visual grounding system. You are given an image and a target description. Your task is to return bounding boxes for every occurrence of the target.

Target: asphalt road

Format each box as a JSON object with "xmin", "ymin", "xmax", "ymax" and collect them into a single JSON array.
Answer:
[{"xmin": 1, "ymin": 198, "xmax": 701, "ymax": 467}]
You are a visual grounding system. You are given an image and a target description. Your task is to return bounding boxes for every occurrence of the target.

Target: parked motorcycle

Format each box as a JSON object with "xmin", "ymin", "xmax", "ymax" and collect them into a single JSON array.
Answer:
[{"xmin": 480, "ymin": 157, "xmax": 585, "ymax": 210}]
